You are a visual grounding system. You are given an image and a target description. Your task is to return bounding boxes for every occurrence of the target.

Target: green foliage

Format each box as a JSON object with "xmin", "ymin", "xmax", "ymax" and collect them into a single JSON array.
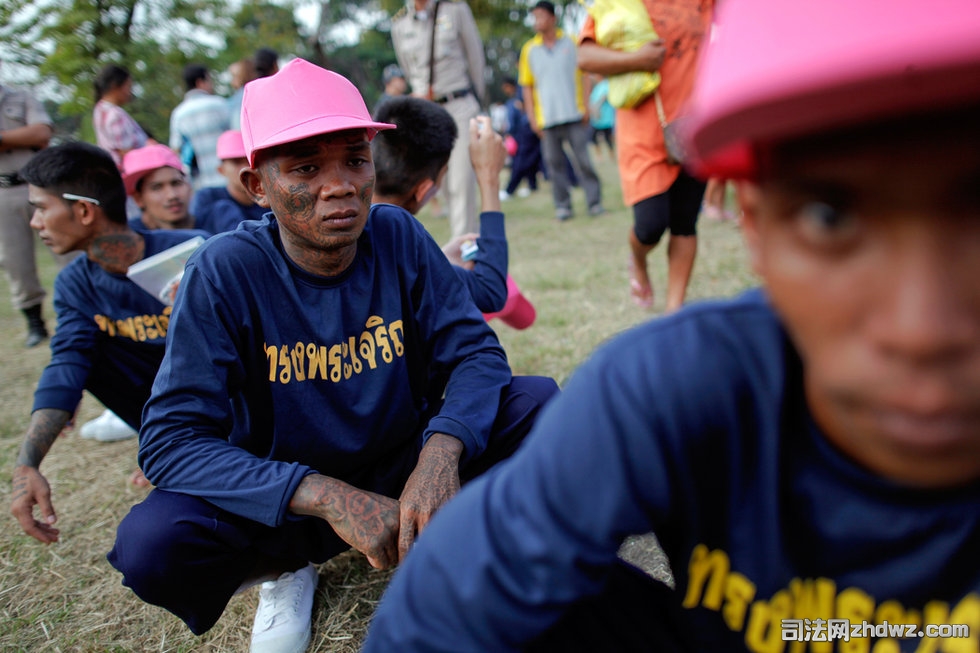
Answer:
[
  {"xmin": 0, "ymin": 0, "xmax": 541, "ymax": 140},
  {"xmin": 0, "ymin": 0, "xmax": 310, "ymax": 143},
  {"xmin": 222, "ymin": 1, "xmax": 311, "ymax": 73}
]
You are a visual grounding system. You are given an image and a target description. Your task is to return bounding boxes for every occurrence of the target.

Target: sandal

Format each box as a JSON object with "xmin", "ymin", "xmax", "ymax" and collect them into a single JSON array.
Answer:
[{"xmin": 628, "ymin": 259, "xmax": 654, "ymax": 308}]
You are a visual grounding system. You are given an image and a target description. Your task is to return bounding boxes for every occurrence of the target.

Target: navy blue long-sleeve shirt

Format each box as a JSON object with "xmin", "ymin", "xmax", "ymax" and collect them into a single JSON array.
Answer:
[
  {"xmin": 138, "ymin": 205, "xmax": 511, "ymax": 527},
  {"xmin": 455, "ymin": 210, "xmax": 508, "ymax": 314},
  {"xmin": 363, "ymin": 290, "xmax": 980, "ymax": 652},
  {"xmin": 32, "ymin": 229, "xmax": 210, "ymax": 430}
]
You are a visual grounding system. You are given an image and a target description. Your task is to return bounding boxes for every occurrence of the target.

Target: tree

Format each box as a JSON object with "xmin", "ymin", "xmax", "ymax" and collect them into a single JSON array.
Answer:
[
  {"xmin": 221, "ymin": 2, "xmax": 312, "ymax": 75},
  {"xmin": 0, "ymin": 0, "xmax": 540, "ymax": 141},
  {"xmin": 0, "ymin": 0, "xmax": 309, "ymax": 143}
]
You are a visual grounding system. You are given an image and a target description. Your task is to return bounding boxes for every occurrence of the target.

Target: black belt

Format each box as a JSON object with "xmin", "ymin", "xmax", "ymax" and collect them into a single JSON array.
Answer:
[
  {"xmin": 434, "ymin": 88, "xmax": 471, "ymax": 104},
  {"xmin": 0, "ymin": 172, "xmax": 24, "ymax": 188}
]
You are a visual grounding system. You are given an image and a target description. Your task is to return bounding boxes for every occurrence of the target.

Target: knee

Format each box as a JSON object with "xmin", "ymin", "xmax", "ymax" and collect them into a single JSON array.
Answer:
[
  {"xmin": 633, "ymin": 205, "xmax": 670, "ymax": 246},
  {"xmin": 502, "ymin": 376, "xmax": 560, "ymax": 423},
  {"xmin": 515, "ymin": 375, "xmax": 560, "ymax": 406},
  {"xmin": 633, "ymin": 220, "xmax": 667, "ymax": 246},
  {"xmin": 109, "ymin": 500, "xmax": 187, "ymax": 594}
]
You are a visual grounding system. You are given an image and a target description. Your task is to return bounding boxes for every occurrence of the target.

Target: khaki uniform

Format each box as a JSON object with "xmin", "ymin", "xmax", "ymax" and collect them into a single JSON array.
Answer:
[
  {"xmin": 0, "ymin": 85, "xmax": 51, "ymax": 310},
  {"xmin": 392, "ymin": 0, "xmax": 486, "ymax": 238}
]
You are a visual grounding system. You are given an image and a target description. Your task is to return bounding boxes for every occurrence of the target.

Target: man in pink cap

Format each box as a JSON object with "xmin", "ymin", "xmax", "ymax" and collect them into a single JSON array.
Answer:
[
  {"xmin": 189, "ymin": 130, "xmax": 268, "ymax": 231},
  {"xmin": 108, "ymin": 58, "xmax": 557, "ymax": 653},
  {"xmin": 122, "ymin": 143, "xmax": 195, "ymax": 231},
  {"xmin": 363, "ymin": 0, "xmax": 980, "ymax": 651}
]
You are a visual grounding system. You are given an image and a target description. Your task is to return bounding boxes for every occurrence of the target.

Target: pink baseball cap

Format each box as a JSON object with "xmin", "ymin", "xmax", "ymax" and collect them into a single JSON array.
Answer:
[
  {"xmin": 216, "ymin": 130, "xmax": 247, "ymax": 161},
  {"xmin": 685, "ymin": 0, "xmax": 980, "ymax": 179},
  {"xmin": 121, "ymin": 144, "xmax": 184, "ymax": 196},
  {"xmin": 240, "ymin": 58, "xmax": 396, "ymax": 166}
]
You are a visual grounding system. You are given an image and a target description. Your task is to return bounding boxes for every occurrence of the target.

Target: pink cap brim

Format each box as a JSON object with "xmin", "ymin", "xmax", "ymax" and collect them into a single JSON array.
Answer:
[
  {"xmin": 121, "ymin": 145, "xmax": 184, "ymax": 196},
  {"xmin": 685, "ymin": 0, "xmax": 980, "ymax": 179},
  {"xmin": 245, "ymin": 116, "xmax": 394, "ymax": 167},
  {"xmin": 241, "ymin": 59, "xmax": 395, "ymax": 167},
  {"xmin": 483, "ymin": 276, "xmax": 536, "ymax": 330},
  {"xmin": 216, "ymin": 130, "xmax": 247, "ymax": 161}
]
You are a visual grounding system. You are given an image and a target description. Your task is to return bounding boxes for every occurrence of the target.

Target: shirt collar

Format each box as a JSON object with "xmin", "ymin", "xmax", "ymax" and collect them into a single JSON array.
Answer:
[{"xmin": 410, "ymin": 0, "xmax": 434, "ymax": 20}]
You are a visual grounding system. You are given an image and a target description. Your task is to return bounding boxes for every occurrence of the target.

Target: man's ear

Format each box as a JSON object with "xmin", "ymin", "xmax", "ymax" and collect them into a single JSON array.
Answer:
[
  {"xmin": 734, "ymin": 181, "xmax": 764, "ymax": 276},
  {"xmin": 74, "ymin": 199, "xmax": 100, "ymax": 227},
  {"xmin": 411, "ymin": 177, "xmax": 438, "ymax": 213},
  {"xmin": 241, "ymin": 168, "xmax": 270, "ymax": 208}
]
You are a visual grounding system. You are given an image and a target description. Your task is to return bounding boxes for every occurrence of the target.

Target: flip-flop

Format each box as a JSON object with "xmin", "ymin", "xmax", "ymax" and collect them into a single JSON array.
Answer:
[
  {"xmin": 630, "ymin": 279, "xmax": 654, "ymax": 308},
  {"xmin": 628, "ymin": 259, "xmax": 654, "ymax": 308}
]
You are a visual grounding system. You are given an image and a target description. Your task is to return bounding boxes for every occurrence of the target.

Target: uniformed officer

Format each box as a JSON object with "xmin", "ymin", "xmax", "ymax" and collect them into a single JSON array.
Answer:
[
  {"xmin": 0, "ymin": 70, "xmax": 54, "ymax": 347},
  {"xmin": 391, "ymin": 0, "xmax": 485, "ymax": 239}
]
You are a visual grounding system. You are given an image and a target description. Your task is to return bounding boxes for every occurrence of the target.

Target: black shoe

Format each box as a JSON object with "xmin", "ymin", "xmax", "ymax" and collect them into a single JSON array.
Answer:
[{"xmin": 23, "ymin": 305, "xmax": 49, "ymax": 348}]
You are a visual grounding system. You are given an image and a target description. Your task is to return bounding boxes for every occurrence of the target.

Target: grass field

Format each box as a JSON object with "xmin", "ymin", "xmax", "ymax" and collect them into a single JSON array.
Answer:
[{"xmin": 0, "ymin": 157, "xmax": 754, "ymax": 652}]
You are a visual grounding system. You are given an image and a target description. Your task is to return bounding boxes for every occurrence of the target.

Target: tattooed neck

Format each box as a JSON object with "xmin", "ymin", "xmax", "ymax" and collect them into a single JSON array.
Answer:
[
  {"xmin": 284, "ymin": 241, "xmax": 358, "ymax": 277},
  {"xmin": 89, "ymin": 230, "xmax": 146, "ymax": 274}
]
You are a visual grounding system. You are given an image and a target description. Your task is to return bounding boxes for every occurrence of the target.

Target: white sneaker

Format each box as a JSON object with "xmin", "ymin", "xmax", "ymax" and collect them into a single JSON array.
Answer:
[
  {"xmin": 251, "ymin": 563, "xmax": 318, "ymax": 653},
  {"xmin": 498, "ymin": 189, "xmax": 511, "ymax": 201},
  {"xmin": 79, "ymin": 409, "xmax": 138, "ymax": 442},
  {"xmin": 516, "ymin": 187, "xmax": 532, "ymax": 198}
]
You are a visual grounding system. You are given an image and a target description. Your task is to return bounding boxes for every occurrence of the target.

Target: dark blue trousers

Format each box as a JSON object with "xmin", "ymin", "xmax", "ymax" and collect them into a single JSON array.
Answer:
[
  {"xmin": 528, "ymin": 562, "xmax": 691, "ymax": 652},
  {"xmin": 107, "ymin": 376, "xmax": 559, "ymax": 635}
]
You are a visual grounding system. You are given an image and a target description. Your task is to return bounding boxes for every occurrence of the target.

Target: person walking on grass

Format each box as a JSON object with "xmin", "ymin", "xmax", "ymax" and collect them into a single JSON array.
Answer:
[
  {"xmin": 578, "ymin": 0, "xmax": 711, "ymax": 312},
  {"xmin": 518, "ymin": 1, "xmax": 603, "ymax": 221}
]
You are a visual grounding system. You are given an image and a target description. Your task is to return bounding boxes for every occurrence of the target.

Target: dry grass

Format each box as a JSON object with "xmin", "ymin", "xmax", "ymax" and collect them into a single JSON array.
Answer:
[{"xmin": 0, "ymin": 158, "xmax": 753, "ymax": 651}]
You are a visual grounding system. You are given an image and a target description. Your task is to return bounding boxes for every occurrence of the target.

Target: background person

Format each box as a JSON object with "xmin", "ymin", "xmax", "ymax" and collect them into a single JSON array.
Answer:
[
  {"xmin": 518, "ymin": 0, "xmax": 603, "ymax": 221},
  {"xmin": 578, "ymin": 0, "xmax": 711, "ymax": 312},
  {"xmin": 499, "ymin": 76, "xmax": 541, "ymax": 201},
  {"xmin": 92, "ymin": 64, "xmax": 151, "ymax": 169},
  {"xmin": 226, "ymin": 58, "xmax": 256, "ymax": 131},
  {"xmin": 362, "ymin": 0, "xmax": 980, "ymax": 650},
  {"xmin": 168, "ymin": 63, "xmax": 229, "ymax": 191},
  {"xmin": 189, "ymin": 130, "xmax": 267, "ymax": 231},
  {"xmin": 373, "ymin": 64, "xmax": 408, "ymax": 116},
  {"xmin": 253, "ymin": 47, "xmax": 279, "ymax": 78},
  {"xmin": 587, "ymin": 73, "xmax": 615, "ymax": 161},
  {"xmin": 391, "ymin": 0, "xmax": 485, "ymax": 239},
  {"xmin": 0, "ymin": 70, "xmax": 54, "ymax": 347},
  {"xmin": 372, "ymin": 97, "xmax": 508, "ymax": 314},
  {"xmin": 122, "ymin": 144, "xmax": 195, "ymax": 232}
]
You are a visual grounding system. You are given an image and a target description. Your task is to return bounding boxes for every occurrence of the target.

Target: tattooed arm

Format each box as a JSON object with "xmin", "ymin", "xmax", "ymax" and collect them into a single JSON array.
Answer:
[
  {"xmin": 396, "ymin": 433, "xmax": 463, "ymax": 562},
  {"xmin": 10, "ymin": 408, "xmax": 72, "ymax": 544},
  {"xmin": 287, "ymin": 434, "xmax": 463, "ymax": 569},
  {"xmin": 289, "ymin": 474, "xmax": 401, "ymax": 569}
]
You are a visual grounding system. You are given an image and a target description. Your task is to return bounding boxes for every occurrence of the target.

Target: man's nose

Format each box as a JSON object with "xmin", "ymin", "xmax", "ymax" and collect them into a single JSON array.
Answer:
[{"xmin": 867, "ymin": 229, "xmax": 977, "ymax": 365}]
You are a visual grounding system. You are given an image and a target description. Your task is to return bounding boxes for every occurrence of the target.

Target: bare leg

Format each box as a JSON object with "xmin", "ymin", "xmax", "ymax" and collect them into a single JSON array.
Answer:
[
  {"xmin": 628, "ymin": 227, "xmax": 656, "ymax": 308},
  {"xmin": 704, "ymin": 178, "xmax": 724, "ymax": 209},
  {"xmin": 664, "ymin": 234, "xmax": 697, "ymax": 313}
]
